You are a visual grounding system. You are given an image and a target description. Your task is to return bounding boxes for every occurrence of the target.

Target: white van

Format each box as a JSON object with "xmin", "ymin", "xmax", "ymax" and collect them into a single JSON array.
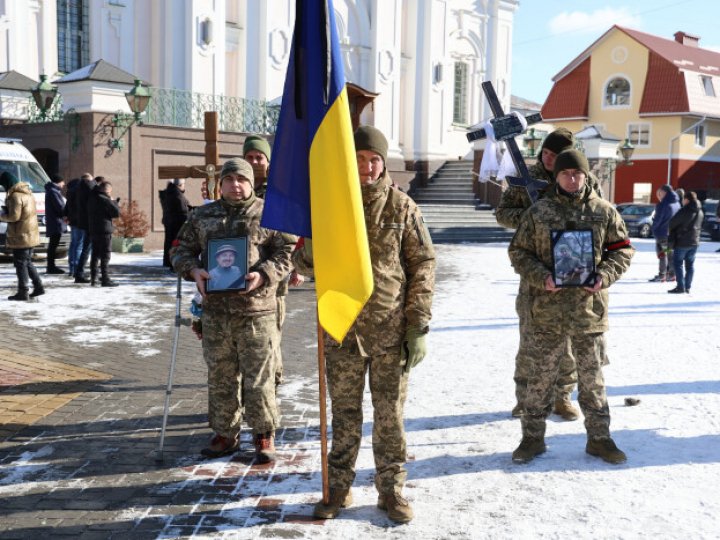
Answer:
[{"xmin": 0, "ymin": 138, "xmax": 70, "ymax": 256}]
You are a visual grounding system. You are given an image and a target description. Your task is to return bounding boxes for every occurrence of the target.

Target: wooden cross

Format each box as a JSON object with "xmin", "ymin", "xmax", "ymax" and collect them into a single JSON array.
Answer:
[
  {"xmin": 158, "ymin": 111, "xmax": 222, "ymax": 199},
  {"xmin": 467, "ymin": 81, "xmax": 548, "ymax": 203}
]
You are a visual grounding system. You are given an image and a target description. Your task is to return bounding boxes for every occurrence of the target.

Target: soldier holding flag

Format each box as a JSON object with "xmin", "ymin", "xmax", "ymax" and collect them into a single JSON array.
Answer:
[{"xmin": 293, "ymin": 126, "xmax": 435, "ymax": 523}]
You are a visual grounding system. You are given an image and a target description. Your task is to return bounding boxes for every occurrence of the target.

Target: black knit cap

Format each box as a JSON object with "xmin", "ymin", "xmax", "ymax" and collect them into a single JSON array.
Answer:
[
  {"xmin": 542, "ymin": 128, "xmax": 575, "ymax": 155},
  {"xmin": 553, "ymin": 149, "xmax": 590, "ymax": 177},
  {"xmin": 354, "ymin": 125, "xmax": 388, "ymax": 163}
]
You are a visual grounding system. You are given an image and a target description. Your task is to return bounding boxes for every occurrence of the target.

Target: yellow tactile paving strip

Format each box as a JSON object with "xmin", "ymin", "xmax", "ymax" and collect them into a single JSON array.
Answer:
[{"xmin": 0, "ymin": 348, "xmax": 111, "ymax": 440}]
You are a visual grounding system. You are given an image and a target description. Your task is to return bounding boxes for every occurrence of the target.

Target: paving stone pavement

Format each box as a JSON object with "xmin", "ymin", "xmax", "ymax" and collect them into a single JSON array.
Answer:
[{"xmin": 0, "ymin": 262, "xmax": 333, "ymax": 539}]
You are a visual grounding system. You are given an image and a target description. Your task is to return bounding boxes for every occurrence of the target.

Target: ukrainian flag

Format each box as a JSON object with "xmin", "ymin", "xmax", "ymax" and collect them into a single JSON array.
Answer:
[{"xmin": 261, "ymin": 0, "xmax": 373, "ymax": 343}]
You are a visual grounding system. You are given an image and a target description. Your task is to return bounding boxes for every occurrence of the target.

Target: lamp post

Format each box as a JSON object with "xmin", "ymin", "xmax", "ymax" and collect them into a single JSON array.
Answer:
[
  {"xmin": 601, "ymin": 139, "xmax": 635, "ymax": 201},
  {"xmin": 619, "ymin": 138, "xmax": 635, "ymax": 165},
  {"xmin": 31, "ymin": 74, "xmax": 58, "ymax": 119},
  {"xmin": 109, "ymin": 79, "xmax": 152, "ymax": 150}
]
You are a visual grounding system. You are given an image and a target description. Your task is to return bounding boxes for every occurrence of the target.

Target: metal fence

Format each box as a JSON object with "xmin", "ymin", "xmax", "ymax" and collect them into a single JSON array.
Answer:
[{"xmin": 144, "ymin": 88, "xmax": 280, "ymax": 134}]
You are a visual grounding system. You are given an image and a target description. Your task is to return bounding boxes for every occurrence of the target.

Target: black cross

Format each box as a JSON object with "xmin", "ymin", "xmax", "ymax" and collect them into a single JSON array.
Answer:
[{"xmin": 467, "ymin": 81, "xmax": 548, "ymax": 203}]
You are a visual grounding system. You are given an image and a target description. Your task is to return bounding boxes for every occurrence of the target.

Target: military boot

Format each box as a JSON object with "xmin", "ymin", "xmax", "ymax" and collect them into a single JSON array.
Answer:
[
  {"xmin": 512, "ymin": 437, "xmax": 546, "ymax": 464},
  {"xmin": 553, "ymin": 398, "xmax": 580, "ymax": 421},
  {"xmin": 254, "ymin": 432, "xmax": 276, "ymax": 464},
  {"xmin": 377, "ymin": 492, "xmax": 414, "ymax": 523},
  {"xmin": 200, "ymin": 433, "xmax": 239, "ymax": 458},
  {"xmin": 313, "ymin": 488, "xmax": 353, "ymax": 519},
  {"xmin": 586, "ymin": 437, "xmax": 627, "ymax": 464}
]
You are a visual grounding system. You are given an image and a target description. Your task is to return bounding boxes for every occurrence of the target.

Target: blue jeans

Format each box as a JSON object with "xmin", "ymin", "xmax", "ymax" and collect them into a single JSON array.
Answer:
[
  {"xmin": 68, "ymin": 227, "xmax": 86, "ymax": 274},
  {"xmin": 673, "ymin": 246, "xmax": 697, "ymax": 291}
]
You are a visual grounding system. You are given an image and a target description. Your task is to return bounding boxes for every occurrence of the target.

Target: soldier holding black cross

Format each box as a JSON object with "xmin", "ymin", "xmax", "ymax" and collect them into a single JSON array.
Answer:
[{"xmin": 496, "ymin": 127, "xmax": 595, "ymax": 422}]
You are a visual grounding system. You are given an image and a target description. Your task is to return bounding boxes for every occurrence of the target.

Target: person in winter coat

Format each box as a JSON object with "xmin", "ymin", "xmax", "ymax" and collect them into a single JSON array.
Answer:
[
  {"xmin": 496, "ymin": 128, "xmax": 604, "ymax": 422},
  {"xmin": 44, "ymin": 174, "xmax": 67, "ymax": 274},
  {"xmin": 667, "ymin": 191, "xmax": 704, "ymax": 294},
  {"xmin": 0, "ymin": 171, "xmax": 44, "ymax": 300},
  {"xmin": 649, "ymin": 185, "xmax": 681, "ymax": 282},
  {"xmin": 243, "ymin": 133, "xmax": 305, "ymax": 391},
  {"xmin": 172, "ymin": 158, "xmax": 296, "ymax": 465},
  {"xmin": 294, "ymin": 126, "xmax": 435, "ymax": 524},
  {"xmin": 73, "ymin": 174, "xmax": 100, "ymax": 283},
  {"xmin": 508, "ymin": 149, "xmax": 634, "ymax": 465},
  {"xmin": 159, "ymin": 178, "xmax": 190, "ymax": 269},
  {"xmin": 64, "ymin": 177, "xmax": 82, "ymax": 275},
  {"xmin": 87, "ymin": 181, "xmax": 120, "ymax": 287}
]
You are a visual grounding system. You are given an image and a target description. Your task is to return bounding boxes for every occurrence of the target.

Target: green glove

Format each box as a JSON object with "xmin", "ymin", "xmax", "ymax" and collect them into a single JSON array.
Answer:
[{"xmin": 402, "ymin": 326, "xmax": 428, "ymax": 372}]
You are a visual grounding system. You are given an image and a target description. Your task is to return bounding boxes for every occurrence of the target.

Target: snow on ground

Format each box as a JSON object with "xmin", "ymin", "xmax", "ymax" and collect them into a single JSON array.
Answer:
[
  {"xmin": 0, "ymin": 251, "xmax": 195, "ymax": 355},
  {"xmin": 2, "ymin": 240, "xmax": 720, "ymax": 538}
]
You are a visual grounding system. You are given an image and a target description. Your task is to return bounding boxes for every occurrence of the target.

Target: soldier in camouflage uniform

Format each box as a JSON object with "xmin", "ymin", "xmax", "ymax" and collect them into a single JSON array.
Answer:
[
  {"xmin": 293, "ymin": 126, "xmax": 435, "ymax": 524},
  {"xmin": 243, "ymin": 135, "xmax": 305, "ymax": 390},
  {"xmin": 172, "ymin": 158, "xmax": 296, "ymax": 462},
  {"xmin": 508, "ymin": 149, "xmax": 634, "ymax": 465},
  {"xmin": 497, "ymin": 128, "xmax": 605, "ymax": 421}
]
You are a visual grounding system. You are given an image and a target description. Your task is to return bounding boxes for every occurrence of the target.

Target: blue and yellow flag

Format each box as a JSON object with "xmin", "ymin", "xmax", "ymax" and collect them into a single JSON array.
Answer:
[{"xmin": 261, "ymin": 0, "xmax": 373, "ymax": 342}]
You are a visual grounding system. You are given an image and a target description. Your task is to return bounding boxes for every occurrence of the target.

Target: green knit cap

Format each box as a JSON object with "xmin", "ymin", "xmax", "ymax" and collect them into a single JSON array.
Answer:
[
  {"xmin": 542, "ymin": 127, "xmax": 575, "ymax": 155},
  {"xmin": 354, "ymin": 125, "xmax": 388, "ymax": 163},
  {"xmin": 553, "ymin": 149, "xmax": 590, "ymax": 177},
  {"xmin": 220, "ymin": 158, "xmax": 254, "ymax": 184},
  {"xmin": 243, "ymin": 135, "xmax": 272, "ymax": 161}
]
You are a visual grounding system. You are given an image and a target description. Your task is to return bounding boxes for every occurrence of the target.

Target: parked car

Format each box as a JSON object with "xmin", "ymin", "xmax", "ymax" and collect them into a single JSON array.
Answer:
[
  {"xmin": 620, "ymin": 203, "xmax": 655, "ymax": 238},
  {"xmin": 702, "ymin": 198, "xmax": 719, "ymax": 241},
  {"xmin": 614, "ymin": 202, "xmax": 635, "ymax": 214}
]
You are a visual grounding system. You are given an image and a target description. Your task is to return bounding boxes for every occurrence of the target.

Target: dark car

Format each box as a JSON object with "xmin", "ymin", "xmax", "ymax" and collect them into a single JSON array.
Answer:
[
  {"xmin": 615, "ymin": 202, "xmax": 635, "ymax": 214},
  {"xmin": 620, "ymin": 203, "xmax": 655, "ymax": 238},
  {"xmin": 702, "ymin": 199, "xmax": 719, "ymax": 241}
]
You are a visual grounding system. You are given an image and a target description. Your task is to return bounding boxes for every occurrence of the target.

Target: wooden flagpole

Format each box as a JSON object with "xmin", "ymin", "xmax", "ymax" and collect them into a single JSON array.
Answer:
[{"xmin": 317, "ymin": 310, "xmax": 330, "ymax": 505}]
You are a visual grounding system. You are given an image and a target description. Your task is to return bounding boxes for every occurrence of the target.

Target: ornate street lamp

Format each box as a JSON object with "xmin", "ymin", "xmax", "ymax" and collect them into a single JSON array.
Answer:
[
  {"xmin": 619, "ymin": 138, "xmax": 635, "ymax": 165},
  {"xmin": 31, "ymin": 74, "xmax": 58, "ymax": 119},
  {"xmin": 109, "ymin": 79, "xmax": 152, "ymax": 150}
]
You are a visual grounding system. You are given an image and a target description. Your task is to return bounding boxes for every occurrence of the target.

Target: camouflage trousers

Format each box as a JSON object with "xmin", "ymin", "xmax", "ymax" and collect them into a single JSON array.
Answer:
[
  {"xmin": 275, "ymin": 295, "xmax": 286, "ymax": 387},
  {"xmin": 325, "ymin": 345, "xmax": 409, "ymax": 495},
  {"xmin": 521, "ymin": 332, "xmax": 611, "ymax": 441},
  {"xmin": 202, "ymin": 312, "xmax": 279, "ymax": 438},
  {"xmin": 514, "ymin": 293, "xmax": 577, "ymax": 405}
]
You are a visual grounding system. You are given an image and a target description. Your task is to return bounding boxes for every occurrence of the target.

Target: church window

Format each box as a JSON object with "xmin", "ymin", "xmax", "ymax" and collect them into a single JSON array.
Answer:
[
  {"xmin": 453, "ymin": 62, "xmax": 469, "ymax": 125},
  {"xmin": 57, "ymin": 0, "xmax": 90, "ymax": 74}
]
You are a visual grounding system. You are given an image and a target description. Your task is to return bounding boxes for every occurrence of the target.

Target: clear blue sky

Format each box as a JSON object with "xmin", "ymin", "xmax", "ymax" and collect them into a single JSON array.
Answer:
[{"xmin": 511, "ymin": 0, "xmax": 720, "ymax": 105}]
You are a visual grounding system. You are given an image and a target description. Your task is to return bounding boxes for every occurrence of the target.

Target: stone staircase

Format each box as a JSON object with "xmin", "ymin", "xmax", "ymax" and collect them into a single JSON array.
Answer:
[{"xmin": 412, "ymin": 161, "xmax": 514, "ymax": 243}]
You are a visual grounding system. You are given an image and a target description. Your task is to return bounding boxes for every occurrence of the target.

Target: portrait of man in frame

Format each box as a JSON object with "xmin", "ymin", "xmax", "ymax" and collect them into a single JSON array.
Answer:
[
  {"xmin": 206, "ymin": 237, "xmax": 249, "ymax": 293},
  {"xmin": 551, "ymin": 230, "xmax": 596, "ymax": 287}
]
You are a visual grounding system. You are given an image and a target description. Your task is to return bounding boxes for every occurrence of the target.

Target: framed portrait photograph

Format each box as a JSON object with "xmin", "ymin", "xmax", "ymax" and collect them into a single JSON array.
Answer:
[
  {"xmin": 205, "ymin": 237, "xmax": 249, "ymax": 293},
  {"xmin": 551, "ymin": 230, "xmax": 597, "ymax": 287}
]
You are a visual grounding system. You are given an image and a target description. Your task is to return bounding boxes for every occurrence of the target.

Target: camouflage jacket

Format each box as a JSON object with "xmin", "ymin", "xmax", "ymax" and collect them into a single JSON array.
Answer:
[
  {"xmin": 496, "ymin": 159, "xmax": 603, "ymax": 230},
  {"xmin": 255, "ymin": 180, "xmax": 293, "ymax": 297},
  {"xmin": 293, "ymin": 175, "xmax": 436, "ymax": 355},
  {"xmin": 0, "ymin": 183, "xmax": 40, "ymax": 248},
  {"xmin": 508, "ymin": 183, "xmax": 633, "ymax": 334},
  {"xmin": 172, "ymin": 194, "xmax": 296, "ymax": 316}
]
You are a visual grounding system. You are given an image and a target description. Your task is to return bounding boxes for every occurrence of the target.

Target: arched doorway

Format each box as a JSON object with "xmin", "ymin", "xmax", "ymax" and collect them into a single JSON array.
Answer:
[{"xmin": 32, "ymin": 148, "xmax": 60, "ymax": 176}]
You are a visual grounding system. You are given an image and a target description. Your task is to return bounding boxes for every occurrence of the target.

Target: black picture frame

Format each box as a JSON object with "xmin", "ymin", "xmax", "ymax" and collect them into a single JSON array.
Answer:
[
  {"xmin": 205, "ymin": 237, "xmax": 249, "ymax": 293},
  {"xmin": 551, "ymin": 229, "xmax": 597, "ymax": 287}
]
